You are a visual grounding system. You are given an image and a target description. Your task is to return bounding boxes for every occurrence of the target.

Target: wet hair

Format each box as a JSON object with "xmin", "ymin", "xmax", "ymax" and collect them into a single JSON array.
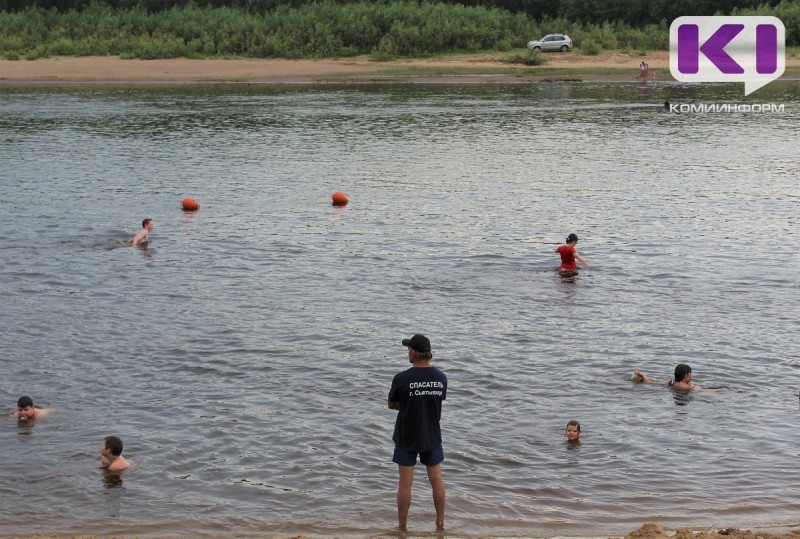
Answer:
[
  {"xmin": 566, "ymin": 420, "xmax": 581, "ymax": 432},
  {"xmin": 672, "ymin": 364, "xmax": 692, "ymax": 384},
  {"xmin": 142, "ymin": 218, "xmax": 152, "ymax": 228},
  {"xmin": 566, "ymin": 233, "xmax": 579, "ymax": 244},
  {"xmin": 17, "ymin": 396, "xmax": 33, "ymax": 409},
  {"xmin": 104, "ymin": 436, "xmax": 124, "ymax": 456}
]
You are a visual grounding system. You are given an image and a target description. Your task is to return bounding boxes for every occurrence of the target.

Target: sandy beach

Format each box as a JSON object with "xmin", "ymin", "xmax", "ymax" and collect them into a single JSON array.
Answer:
[
  {"xmin": 3, "ymin": 49, "xmax": 800, "ymax": 85},
  {"xmin": 2, "ymin": 50, "xmax": 798, "ymax": 84},
  {"xmin": 9, "ymin": 523, "xmax": 800, "ymax": 539},
  {"xmin": 0, "ymin": 50, "xmax": 688, "ymax": 84}
]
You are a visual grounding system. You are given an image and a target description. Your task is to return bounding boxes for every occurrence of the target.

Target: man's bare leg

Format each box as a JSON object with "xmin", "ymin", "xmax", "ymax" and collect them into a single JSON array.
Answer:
[
  {"xmin": 426, "ymin": 463, "xmax": 445, "ymax": 530},
  {"xmin": 397, "ymin": 465, "xmax": 415, "ymax": 530}
]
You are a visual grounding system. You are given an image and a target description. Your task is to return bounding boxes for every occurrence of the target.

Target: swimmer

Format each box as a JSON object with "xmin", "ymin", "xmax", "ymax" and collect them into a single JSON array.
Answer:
[
  {"xmin": 100, "ymin": 436, "xmax": 130, "ymax": 472},
  {"xmin": 130, "ymin": 218, "xmax": 154, "ymax": 246},
  {"xmin": 565, "ymin": 420, "xmax": 581, "ymax": 443},
  {"xmin": 632, "ymin": 364, "xmax": 717, "ymax": 391},
  {"xmin": 10, "ymin": 396, "xmax": 53, "ymax": 422},
  {"xmin": 555, "ymin": 233, "xmax": 587, "ymax": 271}
]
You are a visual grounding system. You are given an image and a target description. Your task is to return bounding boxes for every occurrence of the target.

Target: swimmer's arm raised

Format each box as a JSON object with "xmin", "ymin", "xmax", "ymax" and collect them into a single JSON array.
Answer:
[{"xmin": 632, "ymin": 369, "xmax": 655, "ymax": 383}]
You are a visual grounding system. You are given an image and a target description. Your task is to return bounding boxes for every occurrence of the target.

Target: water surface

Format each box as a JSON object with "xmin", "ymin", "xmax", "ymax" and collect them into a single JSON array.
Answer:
[{"xmin": 0, "ymin": 81, "xmax": 798, "ymax": 538}]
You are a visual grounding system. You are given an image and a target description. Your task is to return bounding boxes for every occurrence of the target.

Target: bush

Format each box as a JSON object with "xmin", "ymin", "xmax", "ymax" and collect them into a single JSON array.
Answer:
[
  {"xmin": 501, "ymin": 49, "xmax": 547, "ymax": 65},
  {"xmin": 580, "ymin": 38, "xmax": 601, "ymax": 55},
  {"xmin": 519, "ymin": 49, "xmax": 546, "ymax": 65}
]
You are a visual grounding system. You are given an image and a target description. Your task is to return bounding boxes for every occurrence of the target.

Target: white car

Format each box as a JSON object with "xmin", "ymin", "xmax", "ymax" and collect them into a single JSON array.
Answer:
[{"xmin": 527, "ymin": 34, "xmax": 573, "ymax": 52}]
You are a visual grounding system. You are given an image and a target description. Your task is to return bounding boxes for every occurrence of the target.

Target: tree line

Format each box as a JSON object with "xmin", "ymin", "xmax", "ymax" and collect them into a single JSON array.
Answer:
[
  {"xmin": 0, "ymin": 0, "xmax": 786, "ymax": 26},
  {"xmin": 1, "ymin": 0, "xmax": 797, "ymax": 60}
]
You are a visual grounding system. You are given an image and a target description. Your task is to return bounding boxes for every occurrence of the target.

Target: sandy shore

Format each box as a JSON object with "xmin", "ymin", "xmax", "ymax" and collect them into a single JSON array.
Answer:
[
  {"xmin": 2, "ymin": 50, "xmax": 798, "ymax": 84},
  {"xmin": 0, "ymin": 50, "xmax": 695, "ymax": 84},
  {"xmin": 8, "ymin": 523, "xmax": 800, "ymax": 539}
]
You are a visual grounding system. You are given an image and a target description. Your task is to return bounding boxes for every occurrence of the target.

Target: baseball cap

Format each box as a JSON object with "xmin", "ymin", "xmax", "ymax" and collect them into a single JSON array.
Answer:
[{"xmin": 401, "ymin": 334, "xmax": 431, "ymax": 353}]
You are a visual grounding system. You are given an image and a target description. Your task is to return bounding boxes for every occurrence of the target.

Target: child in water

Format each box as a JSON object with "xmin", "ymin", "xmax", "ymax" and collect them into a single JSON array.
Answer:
[
  {"xmin": 565, "ymin": 420, "xmax": 581, "ymax": 443},
  {"xmin": 555, "ymin": 233, "xmax": 587, "ymax": 271},
  {"xmin": 10, "ymin": 396, "xmax": 53, "ymax": 422},
  {"xmin": 632, "ymin": 364, "xmax": 714, "ymax": 391}
]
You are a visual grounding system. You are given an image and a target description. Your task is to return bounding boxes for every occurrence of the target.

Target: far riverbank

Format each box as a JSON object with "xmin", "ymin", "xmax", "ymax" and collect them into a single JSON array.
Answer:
[{"xmin": 4, "ymin": 50, "xmax": 798, "ymax": 84}]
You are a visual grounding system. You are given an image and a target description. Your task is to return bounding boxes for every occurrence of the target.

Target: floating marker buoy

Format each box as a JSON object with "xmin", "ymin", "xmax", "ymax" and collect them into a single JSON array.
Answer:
[
  {"xmin": 331, "ymin": 191, "xmax": 349, "ymax": 206},
  {"xmin": 182, "ymin": 197, "xmax": 200, "ymax": 211}
]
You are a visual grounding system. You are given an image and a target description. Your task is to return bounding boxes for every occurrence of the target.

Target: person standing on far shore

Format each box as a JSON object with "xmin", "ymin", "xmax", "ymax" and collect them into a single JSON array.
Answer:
[
  {"xmin": 130, "ymin": 218, "xmax": 153, "ymax": 246},
  {"xmin": 388, "ymin": 334, "xmax": 447, "ymax": 531},
  {"xmin": 555, "ymin": 233, "xmax": 587, "ymax": 271}
]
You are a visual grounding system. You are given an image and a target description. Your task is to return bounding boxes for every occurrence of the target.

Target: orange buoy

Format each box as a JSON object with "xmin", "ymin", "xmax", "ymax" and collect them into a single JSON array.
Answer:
[
  {"xmin": 182, "ymin": 197, "xmax": 200, "ymax": 212},
  {"xmin": 331, "ymin": 191, "xmax": 349, "ymax": 206}
]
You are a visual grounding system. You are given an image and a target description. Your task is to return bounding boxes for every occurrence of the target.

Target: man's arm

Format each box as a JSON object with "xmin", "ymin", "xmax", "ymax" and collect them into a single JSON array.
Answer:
[
  {"xmin": 130, "ymin": 230, "xmax": 147, "ymax": 245},
  {"xmin": 388, "ymin": 401, "xmax": 399, "ymax": 410}
]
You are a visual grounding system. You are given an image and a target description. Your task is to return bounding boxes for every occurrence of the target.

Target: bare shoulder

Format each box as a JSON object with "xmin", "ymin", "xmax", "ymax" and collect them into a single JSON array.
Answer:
[
  {"xmin": 36, "ymin": 407, "xmax": 55, "ymax": 418},
  {"xmin": 108, "ymin": 458, "xmax": 130, "ymax": 472}
]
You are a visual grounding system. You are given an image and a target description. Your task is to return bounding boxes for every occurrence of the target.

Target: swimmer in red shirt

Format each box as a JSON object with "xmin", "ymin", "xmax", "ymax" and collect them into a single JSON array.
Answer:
[{"xmin": 555, "ymin": 233, "xmax": 587, "ymax": 271}]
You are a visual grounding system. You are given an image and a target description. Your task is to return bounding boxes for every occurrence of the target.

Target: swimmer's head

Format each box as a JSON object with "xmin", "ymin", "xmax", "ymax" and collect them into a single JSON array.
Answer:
[
  {"xmin": 142, "ymin": 218, "xmax": 153, "ymax": 230},
  {"xmin": 17, "ymin": 396, "xmax": 35, "ymax": 421},
  {"xmin": 17, "ymin": 396, "xmax": 33, "ymax": 409},
  {"xmin": 566, "ymin": 233, "xmax": 579, "ymax": 244},
  {"xmin": 565, "ymin": 420, "xmax": 581, "ymax": 441},
  {"xmin": 674, "ymin": 364, "xmax": 692, "ymax": 383},
  {"xmin": 104, "ymin": 436, "xmax": 124, "ymax": 456}
]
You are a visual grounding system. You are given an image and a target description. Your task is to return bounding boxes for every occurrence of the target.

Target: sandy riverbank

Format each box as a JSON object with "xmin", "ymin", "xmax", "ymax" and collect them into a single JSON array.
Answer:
[
  {"xmin": 0, "ymin": 50, "xmax": 708, "ymax": 84},
  {"xmin": 8, "ymin": 523, "xmax": 800, "ymax": 539},
  {"xmin": 2, "ymin": 50, "xmax": 798, "ymax": 84},
  {"xmin": 2, "ymin": 50, "xmax": 799, "ymax": 85}
]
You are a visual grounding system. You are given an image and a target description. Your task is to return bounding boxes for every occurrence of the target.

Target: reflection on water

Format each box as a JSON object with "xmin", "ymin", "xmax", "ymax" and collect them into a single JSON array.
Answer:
[
  {"xmin": 557, "ymin": 269, "xmax": 581, "ymax": 284},
  {"xmin": 0, "ymin": 81, "xmax": 798, "ymax": 538},
  {"xmin": 672, "ymin": 392, "xmax": 693, "ymax": 407},
  {"xmin": 101, "ymin": 470, "xmax": 124, "ymax": 489},
  {"xmin": 16, "ymin": 424, "xmax": 34, "ymax": 436}
]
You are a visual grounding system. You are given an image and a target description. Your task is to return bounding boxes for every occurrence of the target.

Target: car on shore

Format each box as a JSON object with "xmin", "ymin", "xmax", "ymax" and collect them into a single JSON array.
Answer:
[{"xmin": 527, "ymin": 34, "xmax": 572, "ymax": 52}]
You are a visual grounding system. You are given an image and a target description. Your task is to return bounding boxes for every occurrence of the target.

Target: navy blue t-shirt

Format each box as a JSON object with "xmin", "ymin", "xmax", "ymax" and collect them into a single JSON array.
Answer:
[{"xmin": 389, "ymin": 366, "xmax": 447, "ymax": 452}]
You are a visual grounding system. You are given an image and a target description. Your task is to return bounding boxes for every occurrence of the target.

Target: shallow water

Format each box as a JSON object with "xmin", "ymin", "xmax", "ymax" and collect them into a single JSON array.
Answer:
[{"xmin": 0, "ymin": 81, "xmax": 798, "ymax": 538}]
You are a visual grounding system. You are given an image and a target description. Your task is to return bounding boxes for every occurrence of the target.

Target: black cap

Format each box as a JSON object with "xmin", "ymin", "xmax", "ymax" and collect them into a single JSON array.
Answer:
[{"xmin": 402, "ymin": 334, "xmax": 431, "ymax": 353}]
